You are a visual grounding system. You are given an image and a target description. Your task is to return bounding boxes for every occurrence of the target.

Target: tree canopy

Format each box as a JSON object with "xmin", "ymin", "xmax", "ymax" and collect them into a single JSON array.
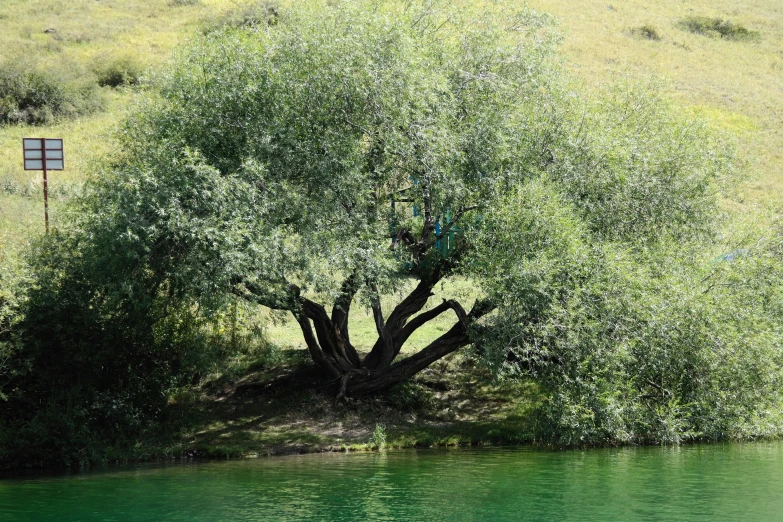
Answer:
[{"xmin": 89, "ymin": 1, "xmax": 574, "ymax": 395}]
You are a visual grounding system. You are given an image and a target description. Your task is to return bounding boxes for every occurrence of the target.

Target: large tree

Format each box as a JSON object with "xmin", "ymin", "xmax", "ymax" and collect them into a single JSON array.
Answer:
[
  {"xmin": 82, "ymin": 0, "xmax": 730, "ymax": 397},
  {"xmin": 98, "ymin": 1, "xmax": 564, "ymax": 396}
]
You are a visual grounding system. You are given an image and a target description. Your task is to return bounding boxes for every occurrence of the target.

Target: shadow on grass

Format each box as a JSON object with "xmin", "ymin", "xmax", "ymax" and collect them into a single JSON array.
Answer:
[{"xmin": 163, "ymin": 353, "xmax": 543, "ymax": 459}]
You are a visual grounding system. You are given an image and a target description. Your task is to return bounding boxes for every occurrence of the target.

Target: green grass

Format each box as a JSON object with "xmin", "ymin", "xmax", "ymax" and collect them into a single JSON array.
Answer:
[
  {"xmin": 0, "ymin": 0, "xmax": 243, "ymax": 246},
  {"xmin": 1, "ymin": 0, "xmax": 780, "ymax": 247}
]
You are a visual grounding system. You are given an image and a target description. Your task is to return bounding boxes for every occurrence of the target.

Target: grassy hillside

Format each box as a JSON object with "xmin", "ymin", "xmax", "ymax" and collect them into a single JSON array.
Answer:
[
  {"xmin": 1, "ymin": 0, "xmax": 780, "ymax": 231},
  {"xmin": 535, "ymin": 0, "xmax": 783, "ymax": 210},
  {"xmin": 0, "ymin": 0, "xmax": 238, "ymax": 248}
]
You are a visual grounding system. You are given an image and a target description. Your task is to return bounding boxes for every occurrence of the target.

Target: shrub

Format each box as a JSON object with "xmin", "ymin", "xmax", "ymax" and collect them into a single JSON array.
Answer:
[
  {"xmin": 0, "ymin": 248, "xmax": 30, "ymax": 403},
  {"xmin": 369, "ymin": 423, "xmax": 387, "ymax": 450},
  {"xmin": 0, "ymin": 60, "xmax": 103, "ymax": 125},
  {"xmin": 93, "ymin": 55, "xmax": 144, "ymax": 87},
  {"xmin": 204, "ymin": 1, "xmax": 280, "ymax": 33},
  {"xmin": 466, "ymin": 79, "xmax": 782, "ymax": 445},
  {"xmin": 0, "ymin": 226, "xmax": 236, "ymax": 466},
  {"xmin": 628, "ymin": 25, "xmax": 662, "ymax": 41},
  {"xmin": 472, "ymin": 180, "xmax": 783, "ymax": 444},
  {"xmin": 676, "ymin": 17, "xmax": 760, "ymax": 41}
]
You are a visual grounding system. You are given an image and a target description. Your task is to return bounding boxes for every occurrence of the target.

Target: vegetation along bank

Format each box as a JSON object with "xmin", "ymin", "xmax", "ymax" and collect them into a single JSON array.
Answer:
[{"xmin": 1, "ymin": 0, "xmax": 782, "ymax": 468}]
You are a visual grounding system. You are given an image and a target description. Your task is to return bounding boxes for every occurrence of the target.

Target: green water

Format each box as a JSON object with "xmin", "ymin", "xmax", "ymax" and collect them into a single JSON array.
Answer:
[{"xmin": 2, "ymin": 443, "xmax": 783, "ymax": 521}]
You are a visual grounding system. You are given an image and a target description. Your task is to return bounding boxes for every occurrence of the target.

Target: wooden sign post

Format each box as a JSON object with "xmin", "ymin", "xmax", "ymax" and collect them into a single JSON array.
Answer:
[{"xmin": 23, "ymin": 138, "xmax": 64, "ymax": 233}]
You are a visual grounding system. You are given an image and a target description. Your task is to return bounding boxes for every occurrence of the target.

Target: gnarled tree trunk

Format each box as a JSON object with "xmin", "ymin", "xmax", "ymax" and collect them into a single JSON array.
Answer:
[
  {"xmin": 233, "ymin": 208, "xmax": 493, "ymax": 397},
  {"xmin": 292, "ymin": 269, "xmax": 493, "ymax": 397}
]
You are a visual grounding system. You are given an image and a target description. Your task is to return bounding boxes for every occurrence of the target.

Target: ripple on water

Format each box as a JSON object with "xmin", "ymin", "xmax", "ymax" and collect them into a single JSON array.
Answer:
[{"xmin": 1, "ymin": 443, "xmax": 783, "ymax": 521}]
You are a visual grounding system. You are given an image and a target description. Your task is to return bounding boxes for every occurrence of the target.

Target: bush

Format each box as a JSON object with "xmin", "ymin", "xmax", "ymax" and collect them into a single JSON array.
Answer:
[
  {"xmin": 676, "ymin": 17, "xmax": 760, "ymax": 41},
  {"xmin": 205, "ymin": 1, "xmax": 280, "ymax": 32},
  {"xmin": 0, "ymin": 225, "xmax": 237, "ymax": 466},
  {"xmin": 0, "ymin": 60, "xmax": 103, "ymax": 125},
  {"xmin": 0, "ymin": 253, "xmax": 28, "ymax": 403},
  {"xmin": 471, "ymin": 178, "xmax": 783, "ymax": 444},
  {"xmin": 369, "ymin": 423, "xmax": 387, "ymax": 450},
  {"xmin": 628, "ymin": 25, "xmax": 662, "ymax": 41},
  {"xmin": 93, "ymin": 55, "xmax": 144, "ymax": 87},
  {"xmin": 545, "ymin": 82, "xmax": 729, "ymax": 243},
  {"xmin": 464, "ymin": 77, "xmax": 782, "ymax": 445}
]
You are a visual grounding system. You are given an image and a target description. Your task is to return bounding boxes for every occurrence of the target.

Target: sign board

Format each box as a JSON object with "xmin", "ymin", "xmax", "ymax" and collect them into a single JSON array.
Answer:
[
  {"xmin": 23, "ymin": 138, "xmax": 64, "ymax": 171},
  {"xmin": 22, "ymin": 137, "xmax": 63, "ymax": 233}
]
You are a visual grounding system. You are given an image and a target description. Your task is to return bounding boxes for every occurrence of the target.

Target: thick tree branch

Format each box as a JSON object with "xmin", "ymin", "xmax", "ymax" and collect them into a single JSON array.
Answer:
[
  {"xmin": 331, "ymin": 273, "xmax": 361, "ymax": 367},
  {"xmin": 301, "ymin": 298, "xmax": 355, "ymax": 373},
  {"xmin": 392, "ymin": 227, "xmax": 418, "ymax": 250},
  {"xmin": 363, "ymin": 262, "xmax": 462, "ymax": 371},
  {"xmin": 370, "ymin": 295, "xmax": 386, "ymax": 339},
  {"xmin": 384, "ymin": 263, "xmax": 444, "ymax": 331},
  {"xmin": 352, "ymin": 298, "xmax": 495, "ymax": 394},
  {"xmin": 362, "ymin": 275, "xmax": 440, "ymax": 371},
  {"xmin": 294, "ymin": 314, "xmax": 341, "ymax": 379},
  {"xmin": 368, "ymin": 285, "xmax": 396, "ymax": 372},
  {"xmin": 231, "ymin": 275, "xmax": 360, "ymax": 377},
  {"xmin": 394, "ymin": 299, "xmax": 465, "ymax": 355},
  {"xmin": 354, "ymin": 303, "xmax": 490, "ymax": 395}
]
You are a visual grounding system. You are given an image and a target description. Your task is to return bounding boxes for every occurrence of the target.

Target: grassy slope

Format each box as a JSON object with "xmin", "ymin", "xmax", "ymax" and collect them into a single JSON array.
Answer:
[
  {"xmin": 1, "ymin": 0, "xmax": 781, "ymax": 240},
  {"xmin": 158, "ymin": 350, "xmax": 540, "ymax": 459},
  {"xmin": 1, "ymin": 0, "xmax": 782, "ymax": 456},
  {"xmin": 0, "ymin": 0, "xmax": 234, "ymax": 244},
  {"xmin": 535, "ymin": 0, "xmax": 783, "ymax": 210}
]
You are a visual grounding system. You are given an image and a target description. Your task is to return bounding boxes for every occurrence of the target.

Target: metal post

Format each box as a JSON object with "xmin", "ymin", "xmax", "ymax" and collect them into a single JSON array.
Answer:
[{"xmin": 42, "ymin": 139, "xmax": 49, "ymax": 234}]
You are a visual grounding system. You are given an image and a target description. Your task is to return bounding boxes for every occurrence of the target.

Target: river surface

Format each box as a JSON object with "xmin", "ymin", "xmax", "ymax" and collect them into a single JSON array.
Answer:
[{"xmin": 1, "ymin": 443, "xmax": 782, "ymax": 521}]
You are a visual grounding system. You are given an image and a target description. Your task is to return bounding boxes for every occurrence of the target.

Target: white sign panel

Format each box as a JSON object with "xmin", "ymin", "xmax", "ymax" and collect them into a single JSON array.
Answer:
[{"xmin": 23, "ymin": 138, "xmax": 64, "ymax": 171}]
